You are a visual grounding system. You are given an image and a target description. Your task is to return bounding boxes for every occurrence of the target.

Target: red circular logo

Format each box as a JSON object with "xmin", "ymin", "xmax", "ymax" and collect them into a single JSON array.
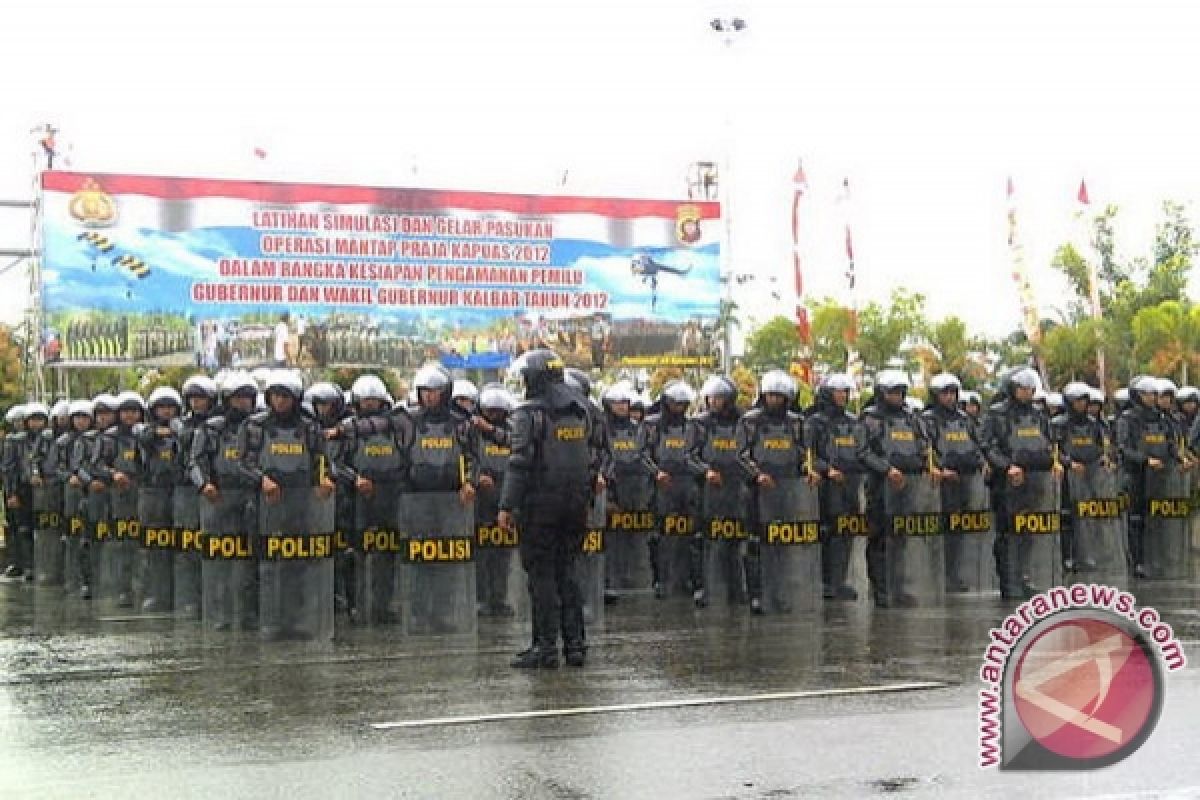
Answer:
[{"xmin": 1013, "ymin": 617, "xmax": 1157, "ymax": 762}]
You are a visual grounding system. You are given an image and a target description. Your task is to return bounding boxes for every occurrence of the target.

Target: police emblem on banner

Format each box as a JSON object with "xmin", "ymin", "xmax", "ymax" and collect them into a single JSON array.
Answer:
[
  {"xmin": 676, "ymin": 204, "xmax": 702, "ymax": 245},
  {"xmin": 68, "ymin": 178, "xmax": 118, "ymax": 228}
]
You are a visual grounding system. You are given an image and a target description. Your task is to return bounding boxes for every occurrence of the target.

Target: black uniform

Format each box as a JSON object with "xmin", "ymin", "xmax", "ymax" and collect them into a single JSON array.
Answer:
[
  {"xmin": 690, "ymin": 403, "xmax": 746, "ymax": 603},
  {"xmin": 923, "ymin": 401, "xmax": 986, "ymax": 591},
  {"xmin": 501, "ymin": 381, "xmax": 592, "ymax": 666},
  {"xmin": 640, "ymin": 408, "xmax": 705, "ymax": 596},
  {"xmin": 1116, "ymin": 401, "xmax": 1176, "ymax": 573},
  {"xmin": 807, "ymin": 398, "xmax": 870, "ymax": 599},
  {"xmin": 3, "ymin": 427, "xmax": 32, "ymax": 577},
  {"xmin": 1052, "ymin": 406, "xmax": 1110, "ymax": 569},
  {"xmin": 91, "ymin": 421, "xmax": 145, "ymax": 605}
]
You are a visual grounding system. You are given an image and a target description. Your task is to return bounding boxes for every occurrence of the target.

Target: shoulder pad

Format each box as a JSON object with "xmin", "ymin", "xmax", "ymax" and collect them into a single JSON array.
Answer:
[
  {"xmin": 206, "ymin": 416, "xmax": 228, "ymax": 432},
  {"xmin": 248, "ymin": 411, "xmax": 271, "ymax": 426},
  {"xmin": 103, "ymin": 425, "xmax": 120, "ymax": 436}
]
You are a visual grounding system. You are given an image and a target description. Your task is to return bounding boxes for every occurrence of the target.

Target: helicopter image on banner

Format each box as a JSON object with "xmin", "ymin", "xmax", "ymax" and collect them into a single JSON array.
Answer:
[{"xmin": 630, "ymin": 253, "xmax": 693, "ymax": 310}]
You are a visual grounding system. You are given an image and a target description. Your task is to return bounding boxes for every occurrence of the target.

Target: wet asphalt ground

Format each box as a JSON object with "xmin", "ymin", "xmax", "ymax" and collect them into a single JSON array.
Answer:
[{"xmin": 0, "ymin": 570, "xmax": 1198, "ymax": 799}]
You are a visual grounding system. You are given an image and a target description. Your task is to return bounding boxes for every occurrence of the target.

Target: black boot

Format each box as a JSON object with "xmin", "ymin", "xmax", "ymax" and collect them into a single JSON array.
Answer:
[{"xmin": 511, "ymin": 645, "xmax": 560, "ymax": 669}]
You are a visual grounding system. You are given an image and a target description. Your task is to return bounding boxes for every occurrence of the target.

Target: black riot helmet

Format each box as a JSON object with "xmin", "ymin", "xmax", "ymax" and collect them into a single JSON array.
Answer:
[
  {"xmin": 564, "ymin": 368, "xmax": 592, "ymax": 398},
  {"xmin": 507, "ymin": 349, "xmax": 565, "ymax": 400}
]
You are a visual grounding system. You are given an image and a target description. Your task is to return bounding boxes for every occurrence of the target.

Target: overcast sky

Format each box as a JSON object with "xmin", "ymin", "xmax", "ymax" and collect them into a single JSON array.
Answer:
[{"xmin": 2, "ymin": 0, "xmax": 1198, "ymax": 337}]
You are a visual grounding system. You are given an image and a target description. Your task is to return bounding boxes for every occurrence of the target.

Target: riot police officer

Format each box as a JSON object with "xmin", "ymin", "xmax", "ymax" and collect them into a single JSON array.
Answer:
[
  {"xmin": 499, "ymin": 349, "xmax": 593, "ymax": 668},
  {"xmin": 237, "ymin": 371, "xmax": 336, "ymax": 640},
  {"xmin": 923, "ymin": 373, "xmax": 987, "ymax": 593},
  {"xmin": 982, "ymin": 367, "xmax": 1062, "ymax": 599},
  {"xmin": 191, "ymin": 372, "xmax": 260, "ymax": 631},
  {"xmin": 176, "ymin": 375, "xmax": 220, "ymax": 617},
  {"xmin": 601, "ymin": 382, "xmax": 656, "ymax": 601},
  {"xmin": 1053, "ymin": 381, "xmax": 1115, "ymax": 573},
  {"xmin": 473, "ymin": 383, "xmax": 518, "ymax": 616},
  {"xmin": 74, "ymin": 394, "xmax": 117, "ymax": 599},
  {"xmin": 306, "ymin": 382, "xmax": 355, "ymax": 617},
  {"xmin": 1117, "ymin": 375, "xmax": 1176, "ymax": 578},
  {"xmin": 57, "ymin": 400, "xmax": 93, "ymax": 593},
  {"xmin": 26, "ymin": 402, "xmax": 64, "ymax": 585},
  {"xmin": 736, "ymin": 370, "xmax": 819, "ymax": 615},
  {"xmin": 3, "ymin": 404, "xmax": 31, "ymax": 580},
  {"xmin": 689, "ymin": 375, "xmax": 746, "ymax": 607},
  {"xmin": 451, "ymin": 379, "xmax": 479, "ymax": 420},
  {"xmin": 805, "ymin": 373, "xmax": 869, "ymax": 601},
  {"xmin": 90, "ymin": 391, "xmax": 147, "ymax": 608},
  {"xmin": 641, "ymin": 380, "xmax": 704, "ymax": 598},
  {"xmin": 137, "ymin": 387, "xmax": 184, "ymax": 611},
  {"xmin": 340, "ymin": 374, "xmax": 412, "ymax": 625},
  {"xmin": 861, "ymin": 370, "xmax": 934, "ymax": 607}
]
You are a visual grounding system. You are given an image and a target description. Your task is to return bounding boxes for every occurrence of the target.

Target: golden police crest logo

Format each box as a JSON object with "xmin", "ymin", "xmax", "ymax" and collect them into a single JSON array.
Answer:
[
  {"xmin": 68, "ymin": 178, "xmax": 118, "ymax": 228},
  {"xmin": 676, "ymin": 204, "xmax": 702, "ymax": 245}
]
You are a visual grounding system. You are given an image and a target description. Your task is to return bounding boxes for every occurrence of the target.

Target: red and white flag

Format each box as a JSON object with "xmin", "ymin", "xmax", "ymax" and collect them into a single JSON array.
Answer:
[{"xmin": 792, "ymin": 160, "xmax": 810, "ymax": 341}]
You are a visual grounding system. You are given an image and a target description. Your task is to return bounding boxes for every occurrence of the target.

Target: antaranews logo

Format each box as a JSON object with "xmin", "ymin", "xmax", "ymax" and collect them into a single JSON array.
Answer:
[{"xmin": 978, "ymin": 583, "xmax": 1186, "ymax": 770}]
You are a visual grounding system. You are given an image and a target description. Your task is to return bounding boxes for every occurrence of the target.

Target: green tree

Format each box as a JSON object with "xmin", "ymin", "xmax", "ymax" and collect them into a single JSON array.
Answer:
[
  {"xmin": 0, "ymin": 325, "xmax": 23, "ymax": 413},
  {"xmin": 1130, "ymin": 300, "xmax": 1200, "ymax": 383},
  {"xmin": 743, "ymin": 316, "xmax": 802, "ymax": 372},
  {"xmin": 804, "ymin": 298, "xmax": 855, "ymax": 371},
  {"xmin": 855, "ymin": 288, "xmax": 927, "ymax": 373},
  {"xmin": 1040, "ymin": 319, "xmax": 1101, "ymax": 386}
]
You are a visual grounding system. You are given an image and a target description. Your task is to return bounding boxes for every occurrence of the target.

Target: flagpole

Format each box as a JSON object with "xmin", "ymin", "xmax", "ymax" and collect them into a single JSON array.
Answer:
[
  {"xmin": 840, "ymin": 176, "xmax": 860, "ymax": 379},
  {"xmin": 1077, "ymin": 179, "xmax": 1106, "ymax": 389},
  {"xmin": 710, "ymin": 16, "xmax": 747, "ymax": 374},
  {"xmin": 1006, "ymin": 177, "xmax": 1046, "ymax": 381}
]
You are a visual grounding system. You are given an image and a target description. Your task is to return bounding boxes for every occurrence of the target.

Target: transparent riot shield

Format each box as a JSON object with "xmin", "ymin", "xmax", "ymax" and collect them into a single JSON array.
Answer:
[
  {"xmin": 62, "ymin": 481, "xmax": 87, "ymax": 593},
  {"xmin": 32, "ymin": 482, "xmax": 64, "ymax": 586},
  {"xmin": 354, "ymin": 485, "xmax": 404, "ymax": 626},
  {"xmin": 651, "ymin": 477, "xmax": 698, "ymax": 597},
  {"xmin": 1069, "ymin": 463, "xmax": 1127, "ymax": 578},
  {"xmin": 101, "ymin": 483, "xmax": 140, "ymax": 609},
  {"xmin": 1190, "ymin": 468, "xmax": 1200, "ymax": 554},
  {"xmin": 200, "ymin": 488, "xmax": 256, "ymax": 633},
  {"xmin": 1003, "ymin": 470, "xmax": 1063, "ymax": 596},
  {"xmin": 605, "ymin": 473, "xmax": 655, "ymax": 592},
  {"xmin": 824, "ymin": 473, "xmax": 868, "ymax": 603},
  {"xmin": 137, "ymin": 486, "xmax": 175, "ymax": 612},
  {"xmin": 883, "ymin": 474, "xmax": 945, "ymax": 607},
  {"xmin": 702, "ymin": 478, "xmax": 749, "ymax": 607},
  {"xmin": 579, "ymin": 492, "xmax": 606, "ymax": 628},
  {"xmin": 173, "ymin": 487, "xmax": 204, "ymax": 617},
  {"xmin": 754, "ymin": 477, "xmax": 822, "ymax": 614},
  {"xmin": 400, "ymin": 491, "xmax": 476, "ymax": 636},
  {"xmin": 81, "ymin": 487, "xmax": 110, "ymax": 600},
  {"xmin": 258, "ymin": 487, "xmax": 335, "ymax": 641},
  {"xmin": 942, "ymin": 472, "xmax": 995, "ymax": 593},
  {"xmin": 475, "ymin": 486, "xmax": 525, "ymax": 622},
  {"xmin": 1144, "ymin": 464, "xmax": 1191, "ymax": 581}
]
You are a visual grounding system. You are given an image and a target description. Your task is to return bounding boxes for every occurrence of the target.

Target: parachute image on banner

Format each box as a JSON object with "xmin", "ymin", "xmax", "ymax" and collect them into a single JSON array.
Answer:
[
  {"xmin": 754, "ymin": 478, "xmax": 821, "ymax": 614},
  {"xmin": 257, "ymin": 488, "xmax": 335, "ymax": 642},
  {"xmin": 1144, "ymin": 464, "xmax": 1191, "ymax": 581},
  {"xmin": 1068, "ymin": 464, "xmax": 1127, "ymax": 578},
  {"xmin": 40, "ymin": 172, "xmax": 720, "ymax": 371},
  {"xmin": 823, "ymin": 473, "xmax": 868, "ymax": 603},
  {"xmin": 651, "ymin": 478, "xmax": 699, "ymax": 598},
  {"xmin": 200, "ymin": 488, "xmax": 256, "ymax": 633},
  {"xmin": 941, "ymin": 472, "xmax": 995, "ymax": 594},
  {"xmin": 353, "ymin": 486, "xmax": 405, "ymax": 626},
  {"xmin": 32, "ymin": 483, "xmax": 65, "ymax": 587},
  {"xmin": 882, "ymin": 475, "xmax": 945, "ymax": 608},
  {"xmin": 702, "ymin": 478, "xmax": 750, "ymax": 608},
  {"xmin": 62, "ymin": 481, "xmax": 87, "ymax": 593},
  {"xmin": 137, "ymin": 486, "xmax": 175, "ymax": 612},
  {"xmin": 400, "ymin": 492, "xmax": 476, "ymax": 636},
  {"xmin": 579, "ymin": 492, "xmax": 607, "ymax": 628},
  {"xmin": 173, "ymin": 488, "xmax": 204, "ymax": 618},
  {"xmin": 1003, "ymin": 470, "xmax": 1063, "ymax": 597}
]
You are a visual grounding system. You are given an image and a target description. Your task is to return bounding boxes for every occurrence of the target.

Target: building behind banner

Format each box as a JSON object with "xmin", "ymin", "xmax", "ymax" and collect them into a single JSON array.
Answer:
[{"xmin": 40, "ymin": 172, "xmax": 721, "ymax": 372}]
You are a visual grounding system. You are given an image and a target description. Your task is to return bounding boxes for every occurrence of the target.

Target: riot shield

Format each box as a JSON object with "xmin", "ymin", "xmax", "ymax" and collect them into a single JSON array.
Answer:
[
  {"xmin": 823, "ymin": 473, "xmax": 867, "ymax": 602},
  {"xmin": 701, "ymin": 478, "xmax": 749, "ymax": 607},
  {"xmin": 80, "ymin": 486, "xmax": 109, "ymax": 600},
  {"xmin": 475, "ymin": 483, "xmax": 525, "ymax": 621},
  {"xmin": 1002, "ymin": 470, "xmax": 1063, "ymax": 596},
  {"xmin": 137, "ymin": 487, "xmax": 175, "ymax": 612},
  {"xmin": 354, "ymin": 484, "xmax": 404, "ymax": 626},
  {"xmin": 1190, "ymin": 469, "xmax": 1200, "ymax": 554},
  {"xmin": 200, "ymin": 488, "xmax": 256, "ymax": 633},
  {"xmin": 605, "ymin": 473, "xmax": 655, "ymax": 592},
  {"xmin": 100, "ymin": 484, "xmax": 140, "ymax": 609},
  {"xmin": 258, "ymin": 487, "xmax": 335, "ymax": 641},
  {"xmin": 651, "ymin": 477, "xmax": 698, "ymax": 597},
  {"xmin": 400, "ymin": 491, "xmax": 476, "ymax": 636},
  {"xmin": 579, "ymin": 492, "xmax": 606, "ymax": 627},
  {"xmin": 173, "ymin": 488, "xmax": 204, "ymax": 617},
  {"xmin": 942, "ymin": 472, "xmax": 995, "ymax": 593},
  {"xmin": 62, "ymin": 482, "xmax": 87, "ymax": 593},
  {"xmin": 1069, "ymin": 464, "xmax": 1127, "ymax": 578},
  {"xmin": 882, "ymin": 474, "xmax": 945, "ymax": 607},
  {"xmin": 754, "ymin": 477, "xmax": 822, "ymax": 614},
  {"xmin": 1144, "ymin": 464, "xmax": 1191, "ymax": 581},
  {"xmin": 32, "ymin": 482, "xmax": 64, "ymax": 586}
]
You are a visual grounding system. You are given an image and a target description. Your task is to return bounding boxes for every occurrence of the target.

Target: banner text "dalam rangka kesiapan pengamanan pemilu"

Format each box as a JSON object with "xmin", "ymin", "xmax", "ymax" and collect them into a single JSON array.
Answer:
[{"xmin": 40, "ymin": 171, "xmax": 721, "ymax": 372}]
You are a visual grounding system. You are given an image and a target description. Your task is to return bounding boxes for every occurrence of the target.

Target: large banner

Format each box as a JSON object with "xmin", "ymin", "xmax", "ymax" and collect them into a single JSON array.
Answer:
[{"xmin": 40, "ymin": 172, "xmax": 721, "ymax": 371}]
